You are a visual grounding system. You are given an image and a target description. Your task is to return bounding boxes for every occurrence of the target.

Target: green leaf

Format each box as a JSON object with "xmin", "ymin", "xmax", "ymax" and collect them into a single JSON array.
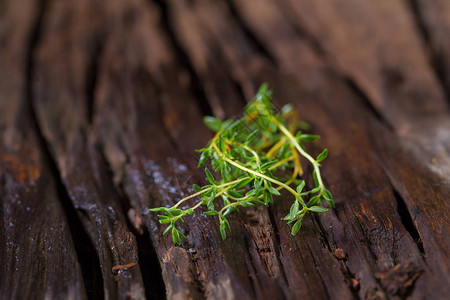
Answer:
[
  {"xmin": 317, "ymin": 149, "xmax": 328, "ymax": 162},
  {"xmin": 158, "ymin": 217, "xmax": 172, "ymax": 224},
  {"xmin": 163, "ymin": 224, "xmax": 173, "ymax": 235},
  {"xmin": 178, "ymin": 230, "xmax": 187, "ymax": 240},
  {"xmin": 261, "ymin": 160, "xmax": 277, "ymax": 170},
  {"xmin": 296, "ymin": 180, "xmax": 306, "ymax": 193},
  {"xmin": 192, "ymin": 184, "xmax": 202, "ymax": 192},
  {"xmin": 232, "ymin": 177, "xmax": 253, "ymax": 189},
  {"xmin": 323, "ymin": 188, "xmax": 335, "ymax": 209},
  {"xmin": 187, "ymin": 208, "xmax": 195, "ymax": 215},
  {"xmin": 149, "ymin": 207, "xmax": 166, "ymax": 212},
  {"xmin": 203, "ymin": 116, "xmax": 223, "ymax": 132},
  {"xmin": 198, "ymin": 151, "xmax": 209, "ymax": 168},
  {"xmin": 308, "ymin": 206, "xmax": 329, "ymax": 213},
  {"xmin": 278, "ymin": 142, "xmax": 290, "ymax": 158},
  {"xmin": 240, "ymin": 201, "xmax": 254, "ymax": 207},
  {"xmin": 218, "ymin": 134, "xmax": 226, "ymax": 153},
  {"xmin": 267, "ymin": 186, "xmax": 281, "ymax": 196},
  {"xmin": 223, "ymin": 218, "xmax": 231, "ymax": 231},
  {"xmin": 228, "ymin": 190, "xmax": 243, "ymax": 198},
  {"xmin": 256, "ymin": 83, "xmax": 269, "ymax": 100},
  {"xmin": 296, "ymin": 195, "xmax": 306, "ymax": 207},
  {"xmin": 220, "ymin": 225, "xmax": 227, "ymax": 240},
  {"xmin": 205, "ymin": 168, "xmax": 218, "ymax": 185},
  {"xmin": 290, "ymin": 201, "xmax": 299, "ymax": 218},
  {"xmin": 172, "ymin": 228, "xmax": 181, "ymax": 245},
  {"xmin": 207, "ymin": 192, "xmax": 216, "ymax": 210},
  {"xmin": 263, "ymin": 190, "xmax": 273, "ymax": 204},
  {"xmin": 253, "ymin": 198, "xmax": 267, "ymax": 206},
  {"xmin": 246, "ymin": 130, "xmax": 259, "ymax": 143},
  {"xmin": 203, "ymin": 210, "xmax": 218, "ymax": 216},
  {"xmin": 168, "ymin": 208, "xmax": 183, "ymax": 216},
  {"xmin": 307, "ymin": 195, "xmax": 321, "ymax": 207},
  {"xmin": 298, "ymin": 134, "xmax": 320, "ymax": 142},
  {"xmin": 291, "ymin": 219, "xmax": 302, "ymax": 235}
]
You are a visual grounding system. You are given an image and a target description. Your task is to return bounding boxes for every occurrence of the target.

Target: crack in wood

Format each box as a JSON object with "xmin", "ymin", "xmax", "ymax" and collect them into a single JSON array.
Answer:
[
  {"xmin": 98, "ymin": 146, "xmax": 167, "ymax": 299},
  {"xmin": 344, "ymin": 77, "xmax": 394, "ymax": 132},
  {"xmin": 151, "ymin": 0, "xmax": 213, "ymax": 117},
  {"xmin": 226, "ymin": 0, "xmax": 276, "ymax": 65},
  {"xmin": 391, "ymin": 186, "xmax": 425, "ymax": 258},
  {"xmin": 84, "ymin": 33, "xmax": 104, "ymax": 125},
  {"xmin": 407, "ymin": 0, "xmax": 450, "ymax": 106}
]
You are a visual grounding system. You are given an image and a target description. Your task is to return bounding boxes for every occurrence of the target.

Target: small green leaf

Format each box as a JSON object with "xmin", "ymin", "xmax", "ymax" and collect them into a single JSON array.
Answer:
[
  {"xmin": 228, "ymin": 190, "xmax": 243, "ymax": 198},
  {"xmin": 204, "ymin": 116, "xmax": 223, "ymax": 132},
  {"xmin": 187, "ymin": 208, "xmax": 195, "ymax": 215},
  {"xmin": 278, "ymin": 143, "xmax": 290, "ymax": 158},
  {"xmin": 168, "ymin": 208, "xmax": 183, "ymax": 216},
  {"xmin": 253, "ymin": 198, "xmax": 267, "ymax": 206},
  {"xmin": 203, "ymin": 210, "xmax": 218, "ymax": 216},
  {"xmin": 323, "ymin": 188, "xmax": 335, "ymax": 209},
  {"xmin": 291, "ymin": 219, "xmax": 302, "ymax": 235},
  {"xmin": 179, "ymin": 230, "xmax": 187, "ymax": 240},
  {"xmin": 290, "ymin": 201, "xmax": 299, "ymax": 218},
  {"xmin": 198, "ymin": 151, "xmax": 209, "ymax": 167},
  {"xmin": 263, "ymin": 190, "xmax": 273, "ymax": 204},
  {"xmin": 298, "ymin": 134, "xmax": 320, "ymax": 142},
  {"xmin": 296, "ymin": 180, "xmax": 306, "ymax": 193},
  {"xmin": 205, "ymin": 168, "xmax": 218, "ymax": 185},
  {"xmin": 149, "ymin": 207, "xmax": 166, "ymax": 212},
  {"xmin": 220, "ymin": 225, "xmax": 227, "ymax": 240},
  {"xmin": 308, "ymin": 206, "xmax": 329, "ymax": 213},
  {"xmin": 172, "ymin": 228, "xmax": 181, "ymax": 245},
  {"xmin": 267, "ymin": 186, "xmax": 281, "ymax": 196},
  {"xmin": 163, "ymin": 224, "xmax": 173, "ymax": 235},
  {"xmin": 240, "ymin": 201, "xmax": 254, "ymax": 207},
  {"xmin": 246, "ymin": 130, "xmax": 259, "ymax": 143},
  {"xmin": 218, "ymin": 134, "xmax": 226, "ymax": 153},
  {"xmin": 158, "ymin": 218, "xmax": 172, "ymax": 224},
  {"xmin": 207, "ymin": 192, "xmax": 216, "ymax": 210},
  {"xmin": 223, "ymin": 218, "xmax": 231, "ymax": 231},
  {"xmin": 261, "ymin": 160, "xmax": 277, "ymax": 170},
  {"xmin": 192, "ymin": 184, "xmax": 202, "ymax": 192},
  {"xmin": 232, "ymin": 177, "xmax": 253, "ymax": 189},
  {"xmin": 317, "ymin": 149, "xmax": 328, "ymax": 162},
  {"xmin": 307, "ymin": 195, "xmax": 321, "ymax": 207}
]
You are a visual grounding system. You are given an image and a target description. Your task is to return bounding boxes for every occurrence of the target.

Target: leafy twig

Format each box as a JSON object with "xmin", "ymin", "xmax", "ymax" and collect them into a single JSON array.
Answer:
[{"xmin": 150, "ymin": 83, "xmax": 334, "ymax": 245}]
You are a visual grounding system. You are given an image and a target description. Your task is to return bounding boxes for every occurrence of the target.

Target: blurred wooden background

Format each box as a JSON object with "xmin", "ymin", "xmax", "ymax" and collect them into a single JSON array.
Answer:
[{"xmin": 1, "ymin": 0, "xmax": 449, "ymax": 299}]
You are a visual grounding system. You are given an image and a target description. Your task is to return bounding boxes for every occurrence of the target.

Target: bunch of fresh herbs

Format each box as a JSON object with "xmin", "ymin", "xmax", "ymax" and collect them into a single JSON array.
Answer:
[{"xmin": 150, "ymin": 84, "xmax": 334, "ymax": 245}]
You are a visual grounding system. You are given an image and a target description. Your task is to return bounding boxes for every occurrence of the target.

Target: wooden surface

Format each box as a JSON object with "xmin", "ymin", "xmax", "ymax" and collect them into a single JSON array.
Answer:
[{"xmin": 1, "ymin": 0, "xmax": 449, "ymax": 299}]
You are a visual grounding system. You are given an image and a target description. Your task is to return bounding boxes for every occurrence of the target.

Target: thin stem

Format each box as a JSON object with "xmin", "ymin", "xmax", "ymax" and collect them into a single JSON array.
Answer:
[
  {"xmin": 272, "ymin": 118, "xmax": 324, "ymax": 190},
  {"xmin": 212, "ymin": 141, "xmax": 299, "ymax": 197},
  {"xmin": 172, "ymin": 178, "xmax": 245, "ymax": 209}
]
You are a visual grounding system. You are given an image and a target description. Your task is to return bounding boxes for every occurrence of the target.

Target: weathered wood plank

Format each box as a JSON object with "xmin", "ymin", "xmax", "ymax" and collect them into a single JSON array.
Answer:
[
  {"xmin": 31, "ymin": 0, "xmax": 146, "ymax": 298},
  {"xmin": 1, "ymin": 0, "xmax": 449, "ymax": 299},
  {"xmin": 163, "ymin": 0, "xmax": 449, "ymax": 298},
  {"xmin": 0, "ymin": 0, "xmax": 86, "ymax": 298}
]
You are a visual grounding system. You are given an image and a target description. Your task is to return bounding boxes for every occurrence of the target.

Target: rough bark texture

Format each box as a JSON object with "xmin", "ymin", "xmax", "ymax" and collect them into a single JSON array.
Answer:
[{"xmin": 1, "ymin": 0, "xmax": 449, "ymax": 299}]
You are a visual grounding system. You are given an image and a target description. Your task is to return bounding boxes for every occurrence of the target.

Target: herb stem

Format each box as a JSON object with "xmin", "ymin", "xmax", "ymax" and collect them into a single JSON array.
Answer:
[
  {"xmin": 272, "ymin": 118, "xmax": 324, "ymax": 191},
  {"xmin": 212, "ymin": 141, "xmax": 299, "ymax": 197}
]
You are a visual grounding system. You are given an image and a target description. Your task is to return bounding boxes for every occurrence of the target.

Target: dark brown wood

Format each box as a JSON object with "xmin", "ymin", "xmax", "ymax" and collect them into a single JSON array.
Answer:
[
  {"xmin": 0, "ymin": 0, "xmax": 86, "ymax": 298},
  {"xmin": 1, "ymin": 0, "xmax": 449, "ymax": 299}
]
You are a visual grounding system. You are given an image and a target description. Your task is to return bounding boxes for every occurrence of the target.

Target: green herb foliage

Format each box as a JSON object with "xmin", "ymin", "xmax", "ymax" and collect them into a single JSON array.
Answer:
[{"xmin": 150, "ymin": 84, "xmax": 334, "ymax": 245}]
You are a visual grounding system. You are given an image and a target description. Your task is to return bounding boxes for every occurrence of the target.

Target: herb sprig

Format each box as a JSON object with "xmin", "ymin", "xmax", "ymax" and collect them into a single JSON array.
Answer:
[{"xmin": 150, "ymin": 84, "xmax": 334, "ymax": 245}]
